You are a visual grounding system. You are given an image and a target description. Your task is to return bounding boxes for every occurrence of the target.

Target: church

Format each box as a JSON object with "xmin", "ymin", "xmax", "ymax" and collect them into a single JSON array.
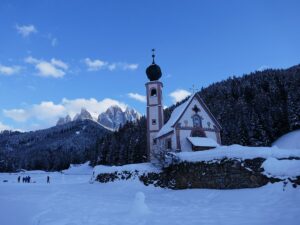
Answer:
[{"xmin": 145, "ymin": 51, "xmax": 222, "ymax": 161}]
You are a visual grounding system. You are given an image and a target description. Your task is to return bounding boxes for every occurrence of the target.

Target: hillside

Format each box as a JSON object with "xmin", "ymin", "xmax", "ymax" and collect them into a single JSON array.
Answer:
[
  {"xmin": 0, "ymin": 119, "xmax": 109, "ymax": 171},
  {"xmin": 199, "ymin": 64, "xmax": 300, "ymax": 146}
]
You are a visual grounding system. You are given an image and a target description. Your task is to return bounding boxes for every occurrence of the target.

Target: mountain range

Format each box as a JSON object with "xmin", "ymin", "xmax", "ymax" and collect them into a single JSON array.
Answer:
[{"xmin": 56, "ymin": 105, "xmax": 140, "ymax": 131}]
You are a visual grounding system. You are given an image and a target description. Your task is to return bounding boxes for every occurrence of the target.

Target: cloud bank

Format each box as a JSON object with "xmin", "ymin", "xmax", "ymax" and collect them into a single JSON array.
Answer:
[
  {"xmin": 169, "ymin": 89, "xmax": 191, "ymax": 103},
  {"xmin": 3, "ymin": 98, "xmax": 128, "ymax": 127}
]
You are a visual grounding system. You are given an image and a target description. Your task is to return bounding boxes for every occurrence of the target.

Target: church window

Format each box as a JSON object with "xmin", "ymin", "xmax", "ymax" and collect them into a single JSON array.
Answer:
[
  {"xmin": 166, "ymin": 138, "xmax": 172, "ymax": 149},
  {"xmin": 184, "ymin": 120, "xmax": 188, "ymax": 127},
  {"xmin": 152, "ymin": 119, "xmax": 157, "ymax": 125},
  {"xmin": 150, "ymin": 88, "xmax": 157, "ymax": 97},
  {"xmin": 192, "ymin": 114, "xmax": 202, "ymax": 128},
  {"xmin": 153, "ymin": 139, "xmax": 157, "ymax": 145}
]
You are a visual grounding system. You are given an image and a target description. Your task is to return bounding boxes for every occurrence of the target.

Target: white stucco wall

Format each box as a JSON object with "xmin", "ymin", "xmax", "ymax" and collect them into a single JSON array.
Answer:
[
  {"xmin": 148, "ymin": 106, "xmax": 160, "ymax": 131},
  {"xmin": 179, "ymin": 130, "xmax": 193, "ymax": 151}
]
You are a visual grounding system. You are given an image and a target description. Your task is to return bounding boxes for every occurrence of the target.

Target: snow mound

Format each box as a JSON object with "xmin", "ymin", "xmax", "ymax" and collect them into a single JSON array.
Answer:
[
  {"xmin": 94, "ymin": 163, "xmax": 160, "ymax": 175},
  {"xmin": 273, "ymin": 129, "xmax": 300, "ymax": 149},
  {"xmin": 131, "ymin": 192, "xmax": 150, "ymax": 216},
  {"xmin": 176, "ymin": 145, "xmax": 300, "ymax": 162},
  {"xmin": 262, "ymin": 158, "xmax": 300, "ymax": 178},
  {"xmin": 62, "ymin": 162, "xmax": 93, "ymax": 175}
]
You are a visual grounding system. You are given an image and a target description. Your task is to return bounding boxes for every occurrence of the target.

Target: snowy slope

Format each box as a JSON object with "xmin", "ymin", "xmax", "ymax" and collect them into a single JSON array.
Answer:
[
  {"xmin": 0, "ymin": 169, "xmax": 299, "ymax": 225},
  {"xmin": 273, "ymin": 129, "xmax": 300, "ymax": 149}
]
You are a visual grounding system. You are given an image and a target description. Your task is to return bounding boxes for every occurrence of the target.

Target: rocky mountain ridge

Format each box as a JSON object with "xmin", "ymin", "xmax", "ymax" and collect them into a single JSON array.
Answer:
[{"xmin": 56, "ymin": 106, "xmax": 140, "ymax": 131}]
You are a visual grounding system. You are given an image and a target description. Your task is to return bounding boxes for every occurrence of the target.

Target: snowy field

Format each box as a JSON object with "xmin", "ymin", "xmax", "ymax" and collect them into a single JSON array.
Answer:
[{"xmin": 0, "ymin": 163, "xmax": 300, "ymax": 225}]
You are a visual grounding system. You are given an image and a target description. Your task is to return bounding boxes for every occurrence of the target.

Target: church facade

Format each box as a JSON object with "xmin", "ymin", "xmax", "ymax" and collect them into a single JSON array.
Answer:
[{"xmin": 145, "ymin": 51, "xmax": 221, "ymax": 161}]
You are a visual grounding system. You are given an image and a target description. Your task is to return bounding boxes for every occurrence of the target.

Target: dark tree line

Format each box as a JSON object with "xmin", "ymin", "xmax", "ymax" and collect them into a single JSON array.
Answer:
[
  {"xmin": 88, "ymin": 116, "xmax": 147, "ymax": 166},
  {"xmin": 199, "ymin": 65, "xmax": 300, "ymax": 146}
]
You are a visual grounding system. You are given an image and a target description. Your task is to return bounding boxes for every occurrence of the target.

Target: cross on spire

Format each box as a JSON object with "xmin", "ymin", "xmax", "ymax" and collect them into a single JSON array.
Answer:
[
  {"xmin": 152, "ymin": 48, "xmax": 156, "ymax": 64},
  {"xmin": 189, "ymin": 84, "xmax": 199, "ymax": 94}
]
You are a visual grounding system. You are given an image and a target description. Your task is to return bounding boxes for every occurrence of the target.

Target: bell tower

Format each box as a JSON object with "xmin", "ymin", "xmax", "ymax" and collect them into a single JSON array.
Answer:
[{"xmin": 145, "ymin": 49, "xmax": 164, "ymax": 161}]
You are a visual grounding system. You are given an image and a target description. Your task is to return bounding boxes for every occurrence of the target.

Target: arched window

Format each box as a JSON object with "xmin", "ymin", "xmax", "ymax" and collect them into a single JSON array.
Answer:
[
  {"xmin": 192, "ymin": 114, "xmax": 202, "ymax": 128},
  {"xmin": 150, "ymin": 88, "xmax": 157, "ymax": 97}
]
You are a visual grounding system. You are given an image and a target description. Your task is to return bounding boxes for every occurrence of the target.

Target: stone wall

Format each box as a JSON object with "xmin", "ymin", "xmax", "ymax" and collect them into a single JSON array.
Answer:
[{"xmin": 96, "ymin": 158, "xmax": 299, "ymax": 189}]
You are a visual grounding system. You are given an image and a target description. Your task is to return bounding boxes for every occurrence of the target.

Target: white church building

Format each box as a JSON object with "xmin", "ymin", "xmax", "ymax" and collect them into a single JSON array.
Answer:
[{"xmin": 145, "ymin": 50, "xmax": 222, "ymax": 161}]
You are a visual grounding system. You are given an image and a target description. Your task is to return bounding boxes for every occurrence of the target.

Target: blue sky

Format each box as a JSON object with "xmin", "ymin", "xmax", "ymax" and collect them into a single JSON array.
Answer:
[{"xmin": 0, "ymin": 0, "xmax": 299, "ymax": 131}]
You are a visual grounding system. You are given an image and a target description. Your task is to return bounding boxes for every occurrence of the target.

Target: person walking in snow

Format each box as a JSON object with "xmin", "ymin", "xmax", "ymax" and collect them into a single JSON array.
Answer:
[
  {"xmin": 47, "ymin": 176, "xmax": 50, "ymax": 184},
  {"xmin": 17, "ymin": 176, "xmax": 20, "ymax": 183}
]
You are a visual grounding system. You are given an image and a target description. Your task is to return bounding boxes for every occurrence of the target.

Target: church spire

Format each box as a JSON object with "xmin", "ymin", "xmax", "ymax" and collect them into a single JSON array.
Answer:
[
  {"xmin": 152, "ymin": 48, "xmax": 156, "ymax": 64},
  {"xmin": 146, "ymin": 48, "xmax": 162, "ymax": 81}
]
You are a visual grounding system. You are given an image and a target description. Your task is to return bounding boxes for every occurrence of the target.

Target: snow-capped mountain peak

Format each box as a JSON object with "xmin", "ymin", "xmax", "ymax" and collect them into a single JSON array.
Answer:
[
  {"xmin": 98, "ymin": 105, "xmax": 140, "ymax": 131},
  {"xmin": 56, "ymin": 115, "xmax": 72, "ymax": 126},
  {"xmin": 73, "ymin": 108, "xmax": 93, "ymax": 121},
  {"xmin": 56, "ymin": 106, "xmax": 140, "ymax": 130}
]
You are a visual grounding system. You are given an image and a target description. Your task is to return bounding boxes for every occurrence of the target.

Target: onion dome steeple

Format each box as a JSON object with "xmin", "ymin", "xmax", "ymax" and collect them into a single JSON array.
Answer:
[{"xmin": 146, "ymin": 49, "xmax": 162, "ymax": 81}]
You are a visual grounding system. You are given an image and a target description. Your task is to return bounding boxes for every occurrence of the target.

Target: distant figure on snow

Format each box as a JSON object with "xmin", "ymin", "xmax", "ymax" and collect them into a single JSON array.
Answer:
[
  {"xmin": 17, "ymin": 176, "xmax": 21, "ymax": 183},
  {"xmin": 47, "ymin": 176, "xmax": 50, "ymax": 184}
]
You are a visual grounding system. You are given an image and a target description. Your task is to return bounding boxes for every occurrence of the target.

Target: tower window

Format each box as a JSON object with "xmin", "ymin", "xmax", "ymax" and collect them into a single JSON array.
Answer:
[
  {"xmin": 166, "ymin": 138, "xmax": 172, "ymax": 149},
  {"xmin": 150, "ymin": 88, "xmax": 157, "ymax": 97},
  {"xmin": 152, "ymin": 119, "xmax": 157, "ymax": 125}
]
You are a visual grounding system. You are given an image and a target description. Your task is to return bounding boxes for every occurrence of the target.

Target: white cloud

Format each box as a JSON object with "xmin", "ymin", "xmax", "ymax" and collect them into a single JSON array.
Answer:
[
  {"xmin": 83, "ymin": 58, "xmax": 138, "ymax": 72},
  {"xmin": 24, "ymin": 56, "xmax": 40, "ymax": 64},
  {"xmin": 35, "ymin": 62, "xmax": 65, "ymax": 78},
  {"xmin": 3, "ymin": 98, "xmax": 128, "ymax": 126},
  {"xmin": 25, "ymin": 56, "xmax": 68, "ymax": 78},
  {"xmin": 128, "ymin": 93, "xmax": 146, "ymax": 103},
  {"xmin": 84, "ymin": 58, "xmax": 108, "ymax": 71},
  {"xmin": 0, "ymin": 122, "xmax": 13, "ymax": 131},
  {"xmin": 0, "ymin": 64, "xmax": 21, "ymax": 76},
  {"xmin": 169, "ymin": 89, "xmax": 191, "ymax": 104},
  {"xmin": 50, "ymin": 58, "xmax": 68, "ymax": 70},
  {"xmin": 32, "ymin": 101, "xmax": 66, "ymax": 120},
  {"xmin": 15, "ymin": 24, "xmax": 37, "ymax": 37},
  {"xmin": 3, "ymin": 109, "xmax": 29, "ymax": 122},
  {"xmin": 108, "ymin": 63, "xmax": 117, "ymax": 71},
  {"xmin": 122, "ymin": 63, "xmax": 138, "ymax": 71}
]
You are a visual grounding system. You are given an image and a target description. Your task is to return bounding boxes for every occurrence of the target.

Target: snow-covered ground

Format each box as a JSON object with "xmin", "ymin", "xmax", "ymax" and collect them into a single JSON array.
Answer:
[
  {"xmin": 273, "ymin": 129, "xmax": 300, "ymax": 149},
  {"xmin": 0, "ymin": 163, "xmax": 300, "ymax": 225}
]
